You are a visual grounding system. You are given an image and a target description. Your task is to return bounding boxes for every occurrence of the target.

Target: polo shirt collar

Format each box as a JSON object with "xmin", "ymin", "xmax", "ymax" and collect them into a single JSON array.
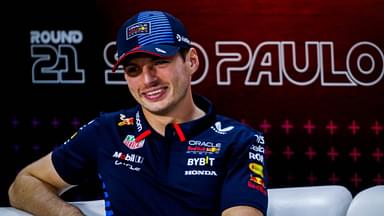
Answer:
[{"xmin": 134, "ymin": 94, "xmax": 216, "ymax": 142}]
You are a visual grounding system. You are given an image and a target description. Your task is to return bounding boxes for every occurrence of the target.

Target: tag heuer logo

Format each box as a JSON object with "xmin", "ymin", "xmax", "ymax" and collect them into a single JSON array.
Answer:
[{"xmin": 123, "ymin": 134, "xmax": 145, "ymax": 149}]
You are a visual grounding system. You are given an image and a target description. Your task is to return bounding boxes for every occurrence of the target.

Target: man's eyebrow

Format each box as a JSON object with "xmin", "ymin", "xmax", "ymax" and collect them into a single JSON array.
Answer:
[
  {"xmin": 123, "ymin": 61, "xmax": 136, "ymax": 67},
  {"xmin": 124, "ymin": 56, "xmax": 170, "ymax": 66}
]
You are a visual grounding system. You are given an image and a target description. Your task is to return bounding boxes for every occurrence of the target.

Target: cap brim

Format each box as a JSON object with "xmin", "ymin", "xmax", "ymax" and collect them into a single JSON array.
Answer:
[{"xmin": 112, "ymin": 45, "xmax": 180, "ymax": 72}]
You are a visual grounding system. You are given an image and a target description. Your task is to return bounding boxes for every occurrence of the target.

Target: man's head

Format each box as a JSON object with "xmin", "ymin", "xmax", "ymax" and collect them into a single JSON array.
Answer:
[
  {"xmin": 114, "ymin": 10, "xmax": 200, "ymax": 117},
  {"xmin": 113, "ymin": 10, "xmax": 192, "ymax": 72}
]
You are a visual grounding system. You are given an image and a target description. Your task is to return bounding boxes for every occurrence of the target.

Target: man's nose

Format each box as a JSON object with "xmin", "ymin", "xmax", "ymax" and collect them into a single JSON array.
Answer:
[{"xmin": 142, "ymin": 64, "xmax": 157, "ymax": 84}]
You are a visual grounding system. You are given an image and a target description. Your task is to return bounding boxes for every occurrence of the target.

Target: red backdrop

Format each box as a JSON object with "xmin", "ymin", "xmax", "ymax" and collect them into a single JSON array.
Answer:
[{"xmin": 2, "ymin": 0, "xmax": 383, "ymax": 205}]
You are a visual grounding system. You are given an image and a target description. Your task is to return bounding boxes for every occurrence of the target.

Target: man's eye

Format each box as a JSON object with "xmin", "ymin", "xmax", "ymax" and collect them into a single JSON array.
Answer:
[
  {"xmin": 124, "ymin": 66, "xmax": 140, "ymax": 77},
  {"xmin": 154, "ymin": 60, "xmax": 170, "ymax": 66}
]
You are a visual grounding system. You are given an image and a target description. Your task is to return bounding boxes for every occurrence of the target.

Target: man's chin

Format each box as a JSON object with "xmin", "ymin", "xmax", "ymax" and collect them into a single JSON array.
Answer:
[{"xmin": 143, "ymin": 103, "xmax": 171, "ymax": 115}]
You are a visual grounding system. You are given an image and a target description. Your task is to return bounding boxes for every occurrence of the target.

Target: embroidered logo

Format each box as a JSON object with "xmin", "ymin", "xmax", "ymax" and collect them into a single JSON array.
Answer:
[
  {"xmin": 135, "ymin": 111, "xmax": 143, "ymax": 132},
  {"xmin": 118, "ymin": 114, "xmax": 134, "ymax": 126},
  {"xmin": 187, "ymin": 140, "xmax": 221, "ymax": 154},
  {"xmin": 126, "ymin": 22, "xmax": 150, "ymax": 40},
  {"xmin": 211, "ymin": 121, "xmax": 234, "ymax": 134},
  {"xmin": 155, "ymin": 47, "xmax": 167, "ymax": 54},
  {"xmin": 123, "ymin": 134, "xmax": 145, "ymax": 149}
]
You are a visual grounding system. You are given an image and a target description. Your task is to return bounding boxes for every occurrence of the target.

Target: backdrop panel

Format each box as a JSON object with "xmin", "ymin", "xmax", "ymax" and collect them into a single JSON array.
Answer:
[{"xmin": 1, "ymin": 0, "xmax": 383, "ymax": 206}]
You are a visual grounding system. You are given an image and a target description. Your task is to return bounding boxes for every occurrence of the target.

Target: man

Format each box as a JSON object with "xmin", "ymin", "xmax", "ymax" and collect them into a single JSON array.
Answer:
[{"xmin": 8, "ymin": 10, "xmax": 268, "ymax": 216}]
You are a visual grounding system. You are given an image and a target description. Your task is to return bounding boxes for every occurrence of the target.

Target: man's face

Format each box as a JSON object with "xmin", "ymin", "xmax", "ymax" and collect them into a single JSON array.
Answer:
[{"xmin": 122, "ymin": 52, "xmax": 192, "ymax": 115}]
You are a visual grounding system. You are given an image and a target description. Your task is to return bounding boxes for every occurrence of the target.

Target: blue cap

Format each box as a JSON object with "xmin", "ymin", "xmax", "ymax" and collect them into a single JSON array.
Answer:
[{"xmin": 113, "ymin": 10, "xmax": 191, "ymax": 71}]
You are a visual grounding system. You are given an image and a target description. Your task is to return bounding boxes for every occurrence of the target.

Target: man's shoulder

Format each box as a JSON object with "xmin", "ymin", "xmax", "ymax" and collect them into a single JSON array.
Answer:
[
  {"xmin": 98, "ymin": 106, "xmax": 138, "ymax": 119},
  {"xmin": 215, "ymin": 114, "xmax": 263, "ymax": 136},
  {"xmin": 211, "ymin": 115, "xmax": 266, "ymax": 148}
]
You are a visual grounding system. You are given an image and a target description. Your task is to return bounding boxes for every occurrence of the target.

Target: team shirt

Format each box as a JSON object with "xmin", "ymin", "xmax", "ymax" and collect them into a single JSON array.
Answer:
[{"xmin": 52, "ymin": 95, "xmax": 268, "ymax": 216}]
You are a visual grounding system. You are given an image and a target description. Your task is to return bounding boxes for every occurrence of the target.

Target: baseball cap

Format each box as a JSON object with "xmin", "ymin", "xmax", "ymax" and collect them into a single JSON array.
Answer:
[{"xmin": 112, "ymin": 10, "xmax": 192, "ymax": 72}]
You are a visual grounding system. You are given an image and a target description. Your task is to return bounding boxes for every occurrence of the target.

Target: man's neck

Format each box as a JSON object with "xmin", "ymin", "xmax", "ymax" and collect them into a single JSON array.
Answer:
[{"xmin": 142, "ymin": 99, "xmax": 205, "ymax": 136}]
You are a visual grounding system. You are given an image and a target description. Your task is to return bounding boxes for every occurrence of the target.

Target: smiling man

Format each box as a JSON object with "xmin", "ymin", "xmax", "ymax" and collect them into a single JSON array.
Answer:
[{"xmin": 9, "ymin": 10, "xmax": 268, "ymax": 216}]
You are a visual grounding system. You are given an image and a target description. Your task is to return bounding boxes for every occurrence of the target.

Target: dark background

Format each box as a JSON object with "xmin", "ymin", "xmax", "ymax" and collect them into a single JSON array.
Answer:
[{"xmin": 1, "ymin": 0, "xmax": 383, "ymax": 206}]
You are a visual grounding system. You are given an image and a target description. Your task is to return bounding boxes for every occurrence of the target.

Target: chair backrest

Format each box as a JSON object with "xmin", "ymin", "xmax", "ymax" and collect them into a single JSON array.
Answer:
[
  {"xmin": 346, "ymin": 185, "xmax": 384, "ymax": 216},
  {"xmin": 2, "ymin": 186, "xmax": 361, "ymax": 216},
  {"xmin": 71, "ymin": 200, "xmax": 105, "ymax": 216},
  {"xmin": 0, "ymin": 200, "xmax": 105, "ymax": 216},
  {"xmin": 0, "ymin": 207, "xmax": 32, "ymax": 216},
  {"xmin": 267, "ymin": 185, "xmax": 353, "ymax": 216}
]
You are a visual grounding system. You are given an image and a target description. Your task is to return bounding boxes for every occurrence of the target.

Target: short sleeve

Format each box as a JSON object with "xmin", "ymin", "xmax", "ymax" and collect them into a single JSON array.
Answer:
[
  {"xmin": 220, "ymin": 131, "xmax": 268, "ymax": 215},
  {"xmin": 51, "ymin": 118, "xmax": 101, "ymax": 185}
]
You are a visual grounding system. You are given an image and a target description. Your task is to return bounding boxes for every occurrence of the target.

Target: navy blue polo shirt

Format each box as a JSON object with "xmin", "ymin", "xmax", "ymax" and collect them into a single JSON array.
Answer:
[{"xmin": 52, "ymin": 95, "xmax": 268, "ymax": 216}]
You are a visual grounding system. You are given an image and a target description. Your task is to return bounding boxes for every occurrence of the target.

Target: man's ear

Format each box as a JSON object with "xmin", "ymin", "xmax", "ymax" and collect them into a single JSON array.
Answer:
[{"xmin": 188, "ymin": 47, "xmax": 199, "ymax": 73}]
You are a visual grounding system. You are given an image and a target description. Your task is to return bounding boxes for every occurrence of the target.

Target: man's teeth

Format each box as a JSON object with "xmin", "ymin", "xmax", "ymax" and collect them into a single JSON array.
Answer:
[{"xmin": 147, "ymin": 89, "xmax": 162, "ymax": 96}]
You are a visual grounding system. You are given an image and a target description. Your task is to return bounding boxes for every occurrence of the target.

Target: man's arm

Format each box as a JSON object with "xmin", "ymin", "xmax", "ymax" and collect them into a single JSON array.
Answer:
[
  {"xmin": 222, "ymin": 205, "xmax": 264, "ymax": 216},
  {"xmin": 8, "ymin": 152, "xmax": 84, "ymax": 216}
]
